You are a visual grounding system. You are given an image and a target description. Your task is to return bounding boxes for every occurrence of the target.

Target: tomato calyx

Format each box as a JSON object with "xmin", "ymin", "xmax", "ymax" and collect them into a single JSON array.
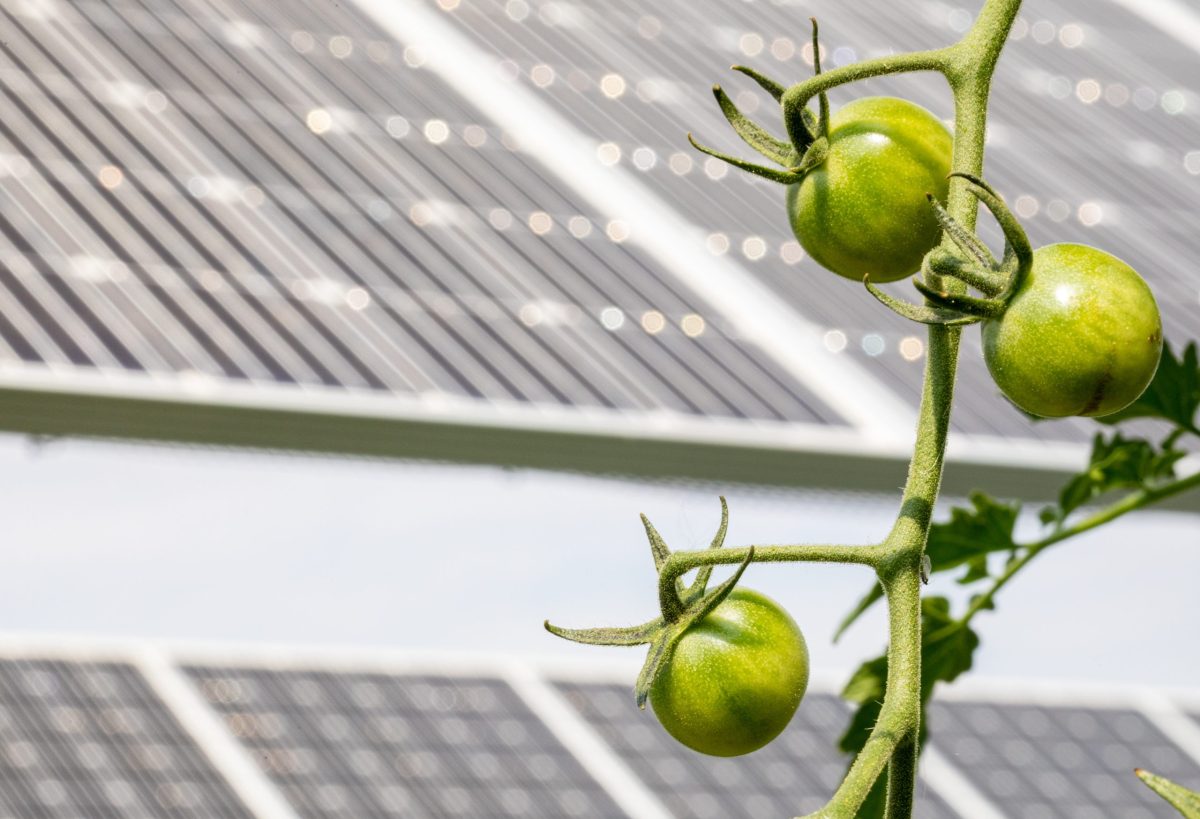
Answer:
[
  {"xmin": 544, "ymin": 498, "xmax": 756, "ymax": 708},
  {"xmin": 865, "ymin": 172, "xmax": 1034, "ymax": 326},
  {"xmin": 688, "ymin": 19, "xmax": 831, "ymax": 187}
]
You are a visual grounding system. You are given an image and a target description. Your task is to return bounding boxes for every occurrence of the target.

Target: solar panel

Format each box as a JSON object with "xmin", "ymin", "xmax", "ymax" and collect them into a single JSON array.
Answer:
[
  {"xmin": 0, "ymin": 0, "xmax": 1191, "ymax": 490},
  {"xmin": 0, "ymin": 658, "xmax": 253, "ymax": 819},
  {"xmin": 436, "ymin": 0, "xmax": 1199, "ymax": 442},
  {"xmin": 555, "ymin": 681, "xmax": 959, "ymax": 818},
  {"xmin": 0, "ymin": 646, "xmax": 1198, "ymax": 817},
  {"xmin": 184, "ymin": 665, "xmax": 628, "ymax": 818},
  {"xmin": 0, "ymin": 0, "xmax": 841, "ymax": 426},
  {"xmin": 926, "ymin": 698, "xmax": 1200, "ymax": 818}
]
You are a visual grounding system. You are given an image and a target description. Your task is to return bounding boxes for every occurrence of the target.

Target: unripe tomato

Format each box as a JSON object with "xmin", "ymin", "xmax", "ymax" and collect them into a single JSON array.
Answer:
[
  {"xmin": 649, "ymin": 587, "xmax": 808, "ymax": 757},
  {"xmin": 787, "ymin": 96, "xmax": 953, "ymax": 283},
  {"xmin": 982, "ymin": 243, "xmax": 1162, "ymax": 417}
]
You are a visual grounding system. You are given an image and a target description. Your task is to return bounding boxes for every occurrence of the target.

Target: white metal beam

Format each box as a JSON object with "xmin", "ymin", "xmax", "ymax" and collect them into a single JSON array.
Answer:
[
  {"xmin": 504, "ymin": 662, "xmax": 675, "ymax": 819},
  {"xmin": 135, "ymin": 650, "xmax": 301, "ymax": 819}
]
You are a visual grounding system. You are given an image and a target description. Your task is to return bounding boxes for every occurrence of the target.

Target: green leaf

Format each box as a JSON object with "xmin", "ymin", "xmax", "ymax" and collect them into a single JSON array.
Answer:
[
  {"xmin": 920, "ymin": 597, "xmax": 979, "ymax": 697},
  {"xmin": 1136, "ymin": 769, "xmax": 1200, "ymax": 818},
  {"xmin": 925, "ymin": 491, "xmax": 1019, "ymax": 577},
  {"xmin": 1096, "ymin": 342, "xmax": 1200, "ymax": 433},
  {"xmin": 958, "ymin": 555, "xmax": 989, "ymax": 584},
  {"xmin": 1044, "ymin": 432, "xmax": 1186, "ymax": 525}
]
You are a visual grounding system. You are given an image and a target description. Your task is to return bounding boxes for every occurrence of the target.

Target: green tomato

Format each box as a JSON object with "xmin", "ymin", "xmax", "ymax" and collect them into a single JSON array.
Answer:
[
  {"xmin": 649, "ymin": 587, "xmax": 808, "ymax": 757},
  {"xmin": 983, "ymin": 243, "xmax": 1162, "ymax": 418},
  {"xmin": 788, "ymin": 96, "xmax": 953, "ymax": 283}
]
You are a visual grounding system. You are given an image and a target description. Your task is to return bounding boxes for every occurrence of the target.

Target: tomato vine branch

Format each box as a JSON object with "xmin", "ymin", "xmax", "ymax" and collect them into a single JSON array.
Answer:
[{"xmin": 948, "ymin": 466, "xmax": 1200, "ymax": 635}]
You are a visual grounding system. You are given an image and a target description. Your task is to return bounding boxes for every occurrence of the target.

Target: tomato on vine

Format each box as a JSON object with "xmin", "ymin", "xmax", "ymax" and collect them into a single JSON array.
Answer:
[
  {"xmin": 982, "ymin": 243, "xmax": 1162, "ymax": 418},
  {"xmin": 650, "ymin": 587, "xmax": 809, "ymax": 757},
  {"xmin": 787, "ymin": 97, "xmax": 953, "ymax": 283}
]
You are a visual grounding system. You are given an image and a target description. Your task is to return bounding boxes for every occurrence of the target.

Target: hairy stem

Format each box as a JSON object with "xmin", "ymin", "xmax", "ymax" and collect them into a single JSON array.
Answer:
[
  {"xmin": 863, "ymin": 2, "xmax": 1023, "ymax": 816},
  {"xmin": 658, "ymin": 543, "xmax": 884, "ymax": 608},
  {"xmin": 780, "ymin": 49, "xmax": 952, "ymax": 152}
]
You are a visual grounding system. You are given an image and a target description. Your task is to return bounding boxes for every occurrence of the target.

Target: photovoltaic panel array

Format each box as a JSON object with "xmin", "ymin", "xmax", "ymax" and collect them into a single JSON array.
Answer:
[
  {"xmin": 0, "ymin": 651, "xmax": 1199, "ymax": 817},
  {"xmin": 184, "ymin": 666, "xmax": 628, "ymax": 818},
  {"xmin": 925, "ymin": 699, "xmax": 1200, "ymax": 818},
  {"xmin": 0, "ymin": 659, "xmax": 252, "ymax": 819},
  {"xmin": 440, "ymin": 0, "xmax": 1200, "ymax": 441},
  {"xmin": 0, "ymin": 0, "xmax": 842, "ymax": 426},
  {"xmin": 555, "ymin": 681, "xmax": 959, "ymax": 819}
]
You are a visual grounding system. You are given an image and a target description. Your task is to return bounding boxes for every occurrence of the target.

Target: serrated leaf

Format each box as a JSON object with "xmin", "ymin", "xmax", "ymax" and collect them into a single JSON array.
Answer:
[
  {"xmin": 1097, "ymin": 342, "xmax": 1200, "ymax": 434},
  {"xmin": 1136, "ymin": 769, "xmax": 1200, "ymax": 818},
  {"xmin": 921, "ymin": 597, "xmax": 979, "ymax": 694},
  {"xmin": 958, "ymin": 554, "xmax": 989, "ymax": 584},
  {"xmin": 1047, "ymin": 432, "xmax": 1186, "ymax": 524},
  {"xmin": 925, "ymin": 491, "xmax": 1019, "ymax": 577},
  {"xmin": 968, "ymin": 592, "xmax": 996, "ymax": 613}
]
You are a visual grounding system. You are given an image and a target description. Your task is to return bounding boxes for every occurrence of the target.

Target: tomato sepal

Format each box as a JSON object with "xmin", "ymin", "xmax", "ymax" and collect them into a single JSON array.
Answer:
[
  {"xmin": 542, "ymin": 619, "xmax": 661, "ymax": 647},
  {"xmin": 635, "ymin": 546, "xmax": 755, "ymax": 709},
  {"xmin": 912, "ymin": 278, "xmax": 1005, "ymax": 318},
  {"xmin": 867, "ymin": 174, "xmax": 1034, "ymax": 326},
  {"xmin": 687, "ymin": 133, "xmax": 805, "ymax": 184},
  {"xmin": 712, "ymin": 85, "xmax": 796, "ymax": 166},
  {"xmin": 545, "ymin": 498, "xmax": 763, "ymax": 710},
  {"xmin": 1135, "ymin": 769, "xmax": 1200, "ymax": 818},
  {"xmin": 730, "ymin": 64, "xmax": 785, "ymax": 102},
  {"xmin": 864, "ymin": 278, "xmax": 982, "ymax": 327}
]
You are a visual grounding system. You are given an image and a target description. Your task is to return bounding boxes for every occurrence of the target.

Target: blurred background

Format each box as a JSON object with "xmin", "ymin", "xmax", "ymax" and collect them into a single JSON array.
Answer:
[{"xmin": 0, "ymin": 0, "xmax": 1196, "ymax": 816}]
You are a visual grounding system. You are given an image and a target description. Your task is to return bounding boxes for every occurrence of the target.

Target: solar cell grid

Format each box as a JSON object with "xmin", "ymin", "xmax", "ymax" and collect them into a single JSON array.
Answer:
[
  {"xmin": 556, "ymin": 680, "xmax": 960, "ymax": 819},
  {"xmin": 926, "ymin": 699, "xmax": 1200, "ymax": 818},
  {"xmin": 0, "ymin": 0, "xmax": 846, "ymax": 428},
  {"xmin": 0, "ymin": 659, "xmax": 252, "ymax": 819},
  {"xmin": 185, "ymin": 666, "xmax": 629, "ymax": 818}
]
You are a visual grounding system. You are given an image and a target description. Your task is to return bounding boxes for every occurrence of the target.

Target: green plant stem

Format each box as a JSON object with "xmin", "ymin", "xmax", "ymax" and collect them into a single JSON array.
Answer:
[
  {"xmin": 657, "ymin": 543, "xmax": 884, "ymax": 612},
  {"xmin": 952, "ymin": 467, "xmax": 1200, "ymax": 631},
  {"xmin": 815, "ymin": 565, "xmax": 922, "ymax": 819},
  {"xmin": 780, "ymin": 49, "xmax": 952, "ymax": 151},
  {"xmin": 658, "ymin": 3, "xmax": 1024, "ymax": 817}
]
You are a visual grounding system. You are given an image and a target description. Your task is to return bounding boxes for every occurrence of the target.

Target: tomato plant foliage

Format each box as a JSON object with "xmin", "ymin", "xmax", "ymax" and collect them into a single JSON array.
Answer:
[{"xmin": 545, "ymin": 2, "xmax": 1200, "ymax": 816}]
